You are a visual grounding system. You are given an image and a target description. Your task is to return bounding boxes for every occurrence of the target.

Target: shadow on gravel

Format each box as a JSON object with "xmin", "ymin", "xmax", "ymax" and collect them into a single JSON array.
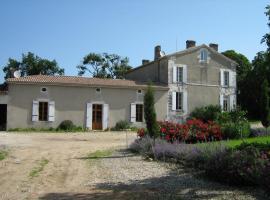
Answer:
[
  {"xmin": 76, "ymin": 149, "xmax": 136, "ymax": 160},
  {"xmin": 40, "ymin": 171, "xmax": 268, "ymax": 200},
  {"xmin": 40, "ymin": 149, "xmax": 269, "ymax": 200}
]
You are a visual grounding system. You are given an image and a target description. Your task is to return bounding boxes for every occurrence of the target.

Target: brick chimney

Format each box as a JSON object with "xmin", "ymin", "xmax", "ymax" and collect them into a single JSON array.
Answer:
[
  {"xmin": 186, "ymin": 40, "xmax": 196, "ymax": 49},
  {"xmin": 154, "ymin": 45, "xmax": 161, "ymax": 60},
  {"xmin": 209, "ymin": 43, "xmax": 218, "ymax": 51},
  {"xmin": 142, "ymin": 59, "xmax": 150, "ymax": 65}
]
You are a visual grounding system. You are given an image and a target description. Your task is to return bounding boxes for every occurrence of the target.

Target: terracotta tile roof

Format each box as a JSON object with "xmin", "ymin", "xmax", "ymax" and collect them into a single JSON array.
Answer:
[{"xmin": 7, "ymin": 75, "xmax": 168, "ymax": 90}]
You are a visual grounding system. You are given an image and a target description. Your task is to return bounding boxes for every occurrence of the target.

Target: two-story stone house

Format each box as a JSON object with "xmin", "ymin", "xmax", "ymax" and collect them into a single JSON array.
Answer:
[
  {"xmin": 126, "ymin": 40, "xmax": 237, "ymax": 123},
  {"xmin": 0, "ymin": 40, "xmax": 237, "ymax": 130}
]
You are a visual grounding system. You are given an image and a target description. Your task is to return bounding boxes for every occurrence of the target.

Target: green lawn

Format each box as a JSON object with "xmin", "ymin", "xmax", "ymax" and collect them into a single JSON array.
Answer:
[
  {"xmin": 216, "ymin": 136, "xmax": 270, "ymax": 148},
  {"xmin": 196, "ymin": 136, "xmax": 270, "ymax": 149}
]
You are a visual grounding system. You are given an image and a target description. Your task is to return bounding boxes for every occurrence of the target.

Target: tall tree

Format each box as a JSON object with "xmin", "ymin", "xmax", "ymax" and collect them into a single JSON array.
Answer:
[
  {"xmin": 262, "ymin": 5, "xmax": 270, "ymax": 52},
  {"xmin": 144, "ymin": 84, "xmax": 159, "ymax": 139},
  {"xmin": 77, "ymin": 53, "xmax": 131, "ymax": 79},
  {"xmin": 2, "ymin": 52, "xmax": 64, "ymax": 79},
  {"xmin": 222, "ymin": 50, "xmax": 252, "ymax": 111},
  {"xmin": 260, "ymin": 79, "xmax": 270, "ymax": 133}
]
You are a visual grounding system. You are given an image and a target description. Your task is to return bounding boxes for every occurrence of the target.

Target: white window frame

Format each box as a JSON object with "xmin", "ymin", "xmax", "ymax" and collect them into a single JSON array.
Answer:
[
  {"xmin": 223, "ymin": 96, "xmax": 229, "ymax": 111},
  {"xmin": 176, "ymin": 67, "xmax": 183, "ymax": 82},
  {"xmin": 200, "ymin": 49, "xmax": 208, "ymax": 62},
  {"xmin": 176, "ymin": 92, "xmax": 182, "ymax": 111},
  {"xmin": 224, "ymin": 71, "xmax": 229, "ymax": 87},
  {"xmin": 135, "ymin": 103, "xmax": 144, "ymax": 122}
]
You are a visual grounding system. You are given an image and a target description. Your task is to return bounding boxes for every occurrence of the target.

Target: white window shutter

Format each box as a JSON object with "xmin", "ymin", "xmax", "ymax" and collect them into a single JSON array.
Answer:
[
  {"xmin": 220, "ymin": 94, "xmax": 224, "ymax": 110},
  {"xmin": 183, "ymin": 65, "xmax": 187, "ymax": 83},
  {"xmin": 231, "ymin": 71, "xmax": 236, "ymax": 87},
  {"xmin": 130, "ymin": 103, "xmax": 136, "ymax": 122},
  {"xmin": 229, "ymin": 95, "xmax": 236, "ymax": 110},
  {"xmin": 183, "ymin": 90, "xmax": 188, "ymax": 113},
  {"xmin": 173, "ymin": 66, "xmax": 177, "ymax": 83},
  {"xmin": 172, "ymin": 92, "xmax": 176, "ymax": 111},
  {"xmin": 102, "ymin": 104, "xmax": 109, "ymax": 130},
  {"xmin": 32, "ymin": 100, "xmax": 39, "ymax": 122},
  {"xmin": 220, "ymin": 69, "xmax": 224, "ymax": 86},
  {"xmin": 86, "ymin": 103, "xmax": 92, "ymax": 129},
  {"xmin": 48, "ymin": 101, "xmax": 55, "ymax": 122}
]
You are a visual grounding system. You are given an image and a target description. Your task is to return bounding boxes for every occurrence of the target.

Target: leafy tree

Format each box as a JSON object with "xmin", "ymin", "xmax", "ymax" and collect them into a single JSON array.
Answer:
[
  {"xmin": 77, "ymin": 53, "xmax": 131, "ymax": 79},
  {"xmin": 222, "ymin": 50, "xmax": 252, "ymax": 82},
  {"xmin": 260, "ymin": 79, "xmax": 270, "ymax": 132},
  {"xmin": 2, "ymin": 52, "xmax": 64, "ymax": 79},
  {"xmin": 144, "ymin": 84, "xmax": 159, "ymax": 139},
  {"xmin": 262, "ymin": 5, "xmax": 270, "ymax": 52},
  {"xmin": 222, "ymin": 50, "xmax": 252, "ymax": 111}
]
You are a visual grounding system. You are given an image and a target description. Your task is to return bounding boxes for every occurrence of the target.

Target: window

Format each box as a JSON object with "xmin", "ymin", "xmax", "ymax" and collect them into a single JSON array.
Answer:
[
  {"xmin": 176, "ymin": 92, "xmax": 182, "ymax": 110},
  {"xmin": 200, "ymin": 50, "xmax": 208, "ymax": 62},
  {"xmin": 224, "ymin": 71, "xmax": 229, "ymax": 87},
  {"xmin": 176, "ymin": 67, "xmax": 183, "ymax": 82},
  {"xmin": 136, "ymin": 104, "xmax": 143, "ymax": 122},
  {"xmin": 40, "ymin": 87, "xmax": 48, "ymax": 93},
  {"xmin": 39, "ymin": 102, "xmax": 48, "ymax": 121},
  {"xmin": 96, "ymin": 88, "xmax": 101, "ymax": 93},
  {"xmin": 223, "ymin": 96, "xmax": 229, "ymax": 111},
  {"xmin": 137, "ymin": 89, "xmax": 142, "ymax": 94}
]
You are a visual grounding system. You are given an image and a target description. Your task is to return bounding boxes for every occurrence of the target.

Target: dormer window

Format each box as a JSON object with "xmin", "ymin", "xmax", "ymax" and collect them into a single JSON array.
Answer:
[{"xmin": 200, "ymin": 49, "xmax": 208, "ymax": 62}]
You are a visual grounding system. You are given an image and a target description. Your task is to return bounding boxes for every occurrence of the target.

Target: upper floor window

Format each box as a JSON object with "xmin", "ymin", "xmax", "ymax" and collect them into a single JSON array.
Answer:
[
  {"xmin": 224, "ymin": 71, "xmax": 229, "ymax": 87},
  {"xmin": 176, "ymin": 67, "xmax": 183, "ymax": 82},
  {"xmin": 200, "ymin": 49, "xmax": 208, "ymax": 62}
]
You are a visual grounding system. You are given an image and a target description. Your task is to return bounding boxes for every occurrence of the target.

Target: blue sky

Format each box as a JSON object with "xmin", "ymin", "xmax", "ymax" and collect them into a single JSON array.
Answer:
[{"xmin": 0, "ymin": 0, "xmax": 269, "ymax": 83}]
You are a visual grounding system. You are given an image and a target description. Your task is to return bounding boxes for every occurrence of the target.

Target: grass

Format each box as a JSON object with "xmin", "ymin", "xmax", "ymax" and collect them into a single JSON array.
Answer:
[
  {"xmin": 0, "ymin": 150, "xmax": 8, "ymax": 161},
  {"xmin": 87, "ymin": 149, "xmax": 113, "ymax": 159},
  {"xmin": 196, "ymin": 135, "xmax": 270, "ymax": 149},
  {"xmin": 224, "ymin": 135, "xmax": 270, "ymax": 148},
  {"xmin": 29, "ymin": 158, "xmax": 49, "ymax": 178}
]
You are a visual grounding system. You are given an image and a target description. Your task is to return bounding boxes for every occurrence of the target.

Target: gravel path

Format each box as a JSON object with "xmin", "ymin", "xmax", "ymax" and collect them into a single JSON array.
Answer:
[{"xmin": 0, "ymin": 132, "xmax": 268, "ymax": 200}]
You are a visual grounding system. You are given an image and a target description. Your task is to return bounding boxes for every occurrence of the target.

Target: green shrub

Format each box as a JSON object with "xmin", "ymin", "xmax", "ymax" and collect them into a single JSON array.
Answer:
[
  {"xmin": 221, "ymin": 121, "xmax": 250, "ymax": 139},
  {"xmin": 190, "ymin": 105, "xmax": 221, "ymax": 122},
  {"xmin": 112, "ymin": 120, "xmax": 130, "ymax": 131},
  {"xmin": 57, "ymin": 120, "xmax": 75, "ymax": 131}
]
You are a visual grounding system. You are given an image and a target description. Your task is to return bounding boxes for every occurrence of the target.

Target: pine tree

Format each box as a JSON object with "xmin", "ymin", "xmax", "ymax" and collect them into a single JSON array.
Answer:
[
  {"xmin": 260, "ymin": 79, "xmax": 270, "ymax": 133},
  {"xmin": 144, "ymin": 84, "xmax": 159, "ymax": 139}
]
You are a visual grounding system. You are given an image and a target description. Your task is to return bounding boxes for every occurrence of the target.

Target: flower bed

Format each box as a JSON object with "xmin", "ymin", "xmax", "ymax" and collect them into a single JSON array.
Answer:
[
  {"xmin": 137, "ymin": 119, "xmax": 222, "ymax": 144},
  {"xmin": 129, "ymin": 137, "xmax": 270, "ymax": 191}
]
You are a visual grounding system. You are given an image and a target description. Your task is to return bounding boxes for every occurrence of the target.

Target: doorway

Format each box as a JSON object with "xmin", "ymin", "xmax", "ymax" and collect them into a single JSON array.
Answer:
[
  {"xmin": 92, "ymin": 104, "xmax": 102, "ymax": 130},
  {"xmin": 0, "ymin": 104, "xmax": 7, "ymax": 131}
]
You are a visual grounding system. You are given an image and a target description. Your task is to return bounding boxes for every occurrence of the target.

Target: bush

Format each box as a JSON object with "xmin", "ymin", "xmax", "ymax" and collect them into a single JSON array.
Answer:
[
  {"xmin": 221, "ymin": 121, "xmax": 250, "ymax": 139},
  {"xmin": 130, "ymin": 137, "xmax": 270, "ymax": 190},
  {"xmin": 112, "ymin": 120, "xmax": 130, "ymax": 131},
  {"xmin": 57, "ymin": 120, "xmax": 75, "ymax": 131},
  {"xmin": 137, "ymin": 119, "xmax": 222, "ymax": 144},
  {"xmin": 190, "ymin": 105, "xmax": 221, "ymax": 122}
]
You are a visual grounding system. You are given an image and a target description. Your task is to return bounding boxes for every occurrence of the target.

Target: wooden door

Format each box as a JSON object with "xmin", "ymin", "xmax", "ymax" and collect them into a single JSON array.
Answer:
[{"xmin": 92, "ymin": 104, "xmax": 102, "ymax": 130}]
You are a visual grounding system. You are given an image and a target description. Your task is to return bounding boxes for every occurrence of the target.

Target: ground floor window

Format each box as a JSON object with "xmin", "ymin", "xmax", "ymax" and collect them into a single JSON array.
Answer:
[
  {"xmin": 39, "ymin": 102, "xmax": 48, "ymax": 121},
  {"xmin": 223, "ymin": 96, "xmax": 229, "ymax": 111},
  {"xmin": 176, "ymin": 92, "xmax": 182, "ymax": 110},
  {"xmin": 136, "ymin": 104, "xmax": 143, "ymax": 122}
]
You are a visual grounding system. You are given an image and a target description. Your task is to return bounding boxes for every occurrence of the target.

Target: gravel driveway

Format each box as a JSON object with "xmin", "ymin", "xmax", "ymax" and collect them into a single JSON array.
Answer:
[{"xmin": 0, "ymin": 132, "xmax": 268, "ymax": 200}]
